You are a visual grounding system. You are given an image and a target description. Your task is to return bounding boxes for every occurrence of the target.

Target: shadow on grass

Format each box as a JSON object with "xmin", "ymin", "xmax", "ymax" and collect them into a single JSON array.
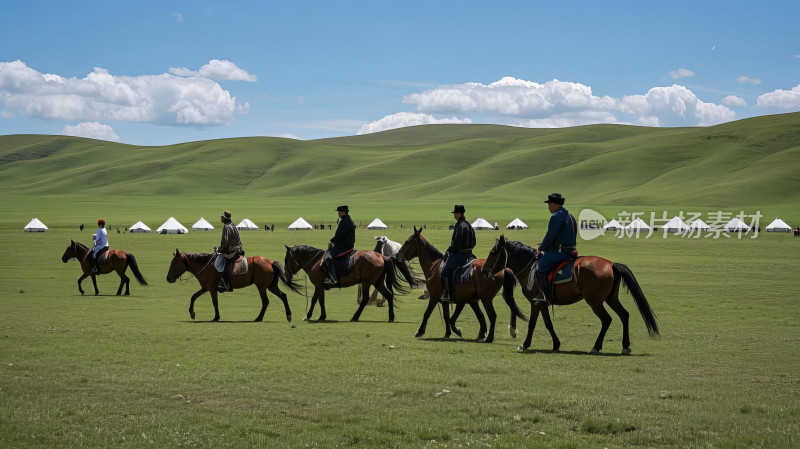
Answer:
[{"xmin": 519, "ymin": 349, "xmax": 652, "ymax": 357}]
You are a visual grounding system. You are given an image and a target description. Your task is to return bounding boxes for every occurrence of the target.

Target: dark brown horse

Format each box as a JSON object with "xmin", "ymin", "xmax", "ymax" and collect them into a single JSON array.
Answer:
[
  {"xmin": 61, "ymin": 240, "xmax": 148, "ymax": 295},
  {"xmin": 166, "ymin": 249, "xmax": 301, "ymax": 322},
  {"xmin": 396, "ymin": 227, "xmax": 527, "ymax": 343},
  {"xmin": 283, "ymin": 245, "xmax": 415, "ymax": 322},
  {"xmin": 483, "ymin": 235, "xmax": 659, "ymax": 354}
]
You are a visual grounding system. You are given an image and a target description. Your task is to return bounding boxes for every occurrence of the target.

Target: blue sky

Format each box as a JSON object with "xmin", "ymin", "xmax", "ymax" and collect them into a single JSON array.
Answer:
[{"xmin": 1, "ymin": 0, "xmax": 798, "ymax": 145}]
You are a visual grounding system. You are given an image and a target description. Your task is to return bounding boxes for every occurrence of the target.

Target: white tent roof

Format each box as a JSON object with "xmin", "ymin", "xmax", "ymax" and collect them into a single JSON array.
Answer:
[
  {"xmin": 506, "ymin": 218, "xmax": 528, "ymax": 229},
  {"xmin": 23, "ymin": 217, "xmax": 48, "ymax": 232},
  {"xmin": 689, "ymin": 219, "xmax": 710, "ymax": 230},
  {"xmin": 603, "ymin": 219, "xmax": 622, "ymax": 230},
  {"xmin": 367, "ymin": 218, "xmax": 388, "ymax": 229},
  {"xmin": 765, "ymin": 218, "xmax": 791, "ymax": 232},
  {"xmin": 471, "ymin": 217, "xmax": 494, "ymax": 230},
  {"xmin": 129, "ymin": 221, "xmax": 151, "ymax": 232},
  {"xmin": 156, "ymin": 217, "xmax": 188, "ymax": 234},
  {"xmin": 288, "ymin": 217, "xmax": 313, "ymax": 230},
  {"xmin": 723, "ymin": 217, "xmax": 750, "ymax": 231},
  {"xmin": 191, "ymin": 217, "xmax": 214, "ymax": 230},
  {"xmin": 626, "ymin": 218, "xmax": 651, "ymax": 230},
  {"xmin": 237, "ymin": 218, "xmax": 258, "ymax": 230},
  {"xmin": 662, "ymin": 216, "xmax": 689, "ymax": 232}
]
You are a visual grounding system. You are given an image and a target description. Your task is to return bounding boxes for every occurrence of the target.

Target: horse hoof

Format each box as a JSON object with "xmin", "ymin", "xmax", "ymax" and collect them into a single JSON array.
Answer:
[
  {"xmin": 622, "ymin": 348, "xmax": 632, "ymax": 355},
  {"xmin": 190, "ymin": 311, "xmax": 195, "ymax": 320},
  {"xmin": 509, "ymin": 325, "xmax": 517, "ymax": 339},
  {"xmin": 517, "ymin": 345, "xmax": 529, "ymax": 353},
  {"xmin": 590, "ymin": 348, "xmax": 600, "ymax": 354},
  {"xmin": 254, "ymin": 318, "xmax": 263, "ymax": 322},
  {"xmin": 453, "ymin": 328, "xmax": 462, "ymax": 338},
  {"xmin": 287, "ymin": 315, "xmax": 292, "ymax": 322},
  {"xmin": 414, "ymin": 331, "xmax": 423, "ymax": 338}
]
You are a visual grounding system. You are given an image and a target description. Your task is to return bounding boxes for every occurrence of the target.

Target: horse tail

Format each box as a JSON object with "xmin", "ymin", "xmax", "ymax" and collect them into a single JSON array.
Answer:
[
  {"xmin": 384, "ymin": 256, "xmax": 412, "ymax": 295},
  {"xmin": 126, "ymin": 253, "xmax": 148, "ymax": 286},
  {"xmin": 272, "ymin": 261, "xmax": 304, "ymax": 295},
  {"xmin": 613, "ymin": 263, "xmax": 659, "ymax": 338},
  {"xmin": 501, "ymin": 268, "xmax": 528, "ymax": 321}
]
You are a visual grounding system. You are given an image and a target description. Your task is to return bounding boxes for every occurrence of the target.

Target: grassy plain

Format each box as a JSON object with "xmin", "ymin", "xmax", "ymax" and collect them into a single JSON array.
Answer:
[{"xmin": 2, "ymin": 114, "xmax": 800, "ymax": 447}]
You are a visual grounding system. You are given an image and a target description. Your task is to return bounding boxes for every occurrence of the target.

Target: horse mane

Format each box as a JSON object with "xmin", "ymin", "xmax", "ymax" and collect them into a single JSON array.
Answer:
[
  {"xmin": 185, "ymin": 252, "xmax": 214, "ymax": 262},
  {"xmin": 505, "ymin": 240, "xmax": 537, "ymax": 264},
  {"xmin": 75, "ymin": 241, "xmax": 89, "ymax": 251},
  {"xmin": 291, "ymin": 245, "xmax": 325, "ymax": 259},
  {"xmin": 421, "ymin": 237, "xmax": 444, "ymax": 259}
]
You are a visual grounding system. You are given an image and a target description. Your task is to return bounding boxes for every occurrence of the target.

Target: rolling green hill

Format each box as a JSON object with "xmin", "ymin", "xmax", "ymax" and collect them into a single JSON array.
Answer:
[{"xmin": 1, "ymin": 112, "xmax": 799, "ymax": 209}]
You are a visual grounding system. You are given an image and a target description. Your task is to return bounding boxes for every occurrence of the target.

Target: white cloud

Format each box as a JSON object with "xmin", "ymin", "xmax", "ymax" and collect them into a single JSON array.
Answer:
[
  {"xmin": 173, "ymin": 13, "xmax": 184, "ymax": 23},
  {"xmin": 0, "ymin": 60, "xmax": 245, "ymax": 126},
  {"xmin": 670, "ymin": 68, "xmax": 695, "ymax": 79},
  {"xmin": 517, "ymin": 111, "xmax": 620, "ymax": 128},
  {"xmin": 169, "ymin": 59, "xmax": 257, "ymax": 82},
  {"xmin": 737, "ymin": 76, "xmax": 761, "ymax": 85},
  {"xmin": 721, "ymin": 95, "xmax": 747, "ymax": 107},
  {"xmin": 620, "ymin": 85, "xmax": 735, "ymax": 126},
  {"xmin": 1, "ymin": 109, "xmax": 13, "ymax": 118},
  {"xmin": 63, "ymin": 122, "xmax": 120, "ymax": 142},
  {"xmin": 756, "ymin": 85, "xmax": 800, "ymax": 110},
  {"xmin": 357, "ymin": 112, "xmax": 471, "ymax": 135}
]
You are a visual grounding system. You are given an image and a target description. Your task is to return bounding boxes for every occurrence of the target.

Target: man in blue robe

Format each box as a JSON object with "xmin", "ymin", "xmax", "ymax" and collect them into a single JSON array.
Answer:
[{"xmin": 534, "ymin": 193, "xmax": 577, "ymax": 304}]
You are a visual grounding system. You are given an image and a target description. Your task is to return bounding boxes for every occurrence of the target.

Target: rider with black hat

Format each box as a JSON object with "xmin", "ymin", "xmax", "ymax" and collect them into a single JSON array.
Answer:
[
  {"xmin": 534, "ymin": 193, "xmax": 577, "ymax": 304},
  {"xmin": 215, "ymin": 210, "xmax": 243, "ymax": 292},
  {"xmin": 323, "ymin": 205, "xmax": 356, "ymax": 286},
  {"xmin": 441, "ymin": 205, "xmax": 476, "ymax": 302}
]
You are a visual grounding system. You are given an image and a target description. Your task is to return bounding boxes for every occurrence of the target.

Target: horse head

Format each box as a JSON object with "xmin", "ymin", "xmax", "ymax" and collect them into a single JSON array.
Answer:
[
  {"xmin": 482, "ymin": 235, "xmax": 508, "ymax": 278},
  {"xmin": 61, "ymin": 240, "xmax": 78, "ymax": 263},
  {"xmin": 396, "ymin": 228, "xmax": 423, "ymax": 263},
  {"xmin": 283, "ymin": 245, "xmax": 298, "ymax": 281},
  {"xmin": 166, "ymin": 248, "xmax": 186, "ymax": 283}
]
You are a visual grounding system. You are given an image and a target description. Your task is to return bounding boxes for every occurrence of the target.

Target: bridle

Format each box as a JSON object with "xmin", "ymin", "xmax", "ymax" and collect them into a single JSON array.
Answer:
[{"xmin": 286, "ymin": 247, "xmax": 323, "ymax": 277}]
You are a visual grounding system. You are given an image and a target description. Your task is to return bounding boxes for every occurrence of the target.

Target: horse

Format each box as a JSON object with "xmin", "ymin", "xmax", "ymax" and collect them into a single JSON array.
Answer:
[
  {"xmin": 396, "ymin": 227, "xmax": 528, "ymax": 343},
  {"xmin": 357, "ymin": 236, "xmax": 429, "ymax": 306},
  {"xmin": 483, "ymin": 235, "xmax": 660, "ymax": 354},
  {"xmin": 166, "ymin": 249, "xmax": 302, "ymax": 322},
  {"xmin": 283, "ymin": 244, "xmax": 415, "ymax": 322},
  {"xmin": 61, "ymin": 240, "xmax": 148, "ymax": 295}
]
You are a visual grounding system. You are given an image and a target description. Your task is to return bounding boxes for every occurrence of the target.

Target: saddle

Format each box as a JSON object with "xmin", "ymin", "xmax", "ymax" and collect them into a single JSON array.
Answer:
[
  {"xmin": 87, "ymin": 249, "xmax": 109, "ymax": 267},
  {"xmin": 438, "ymin": 255, "xmax": 477, "ymax": 285},
  {"xmin": 548, "ymin": 258, "xmax": 578, "ymax": 284},
  {"xmin": 332, "ymin": 249, "xmax": 357, "ymax": 278},
  {"xmin": 231, "ymin": 254, "xmax": 248, "ymax": 276}
]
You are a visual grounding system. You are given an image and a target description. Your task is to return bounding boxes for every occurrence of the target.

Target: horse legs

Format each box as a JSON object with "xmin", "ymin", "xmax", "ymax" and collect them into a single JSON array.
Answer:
[
  {"xmin": 373, "ymin": 282, "xmax": 396, "ymax": 322},
  {"xmin": 255, "ymin": 287, "xmax": 269, "ymax": 322},
  {"xmin": 448, "ymin": 303, "xmax": 465, "ymax": 339},
  {"xmin": 520, "ymin": 304, "xmax": 540, "ymax": 352},
  {"xmin": 189, "ymin": 288, "xmax": 205, "ymax": 320},
  {"xmin": 77, "ymin": 274, "xmax": 89, "ymax": 295},
  {"xmin": 465, "ymin": 302, "xmax": 487, "ymax": 341},
  {"xmin": 267, "ymin": 283, "xmax": 292, "ymax": 322},
  {"xmin": 605, "ymin": 295, "xmax": 631, "ymax": 354},
  {"xmin": 589, "ymin": 301, "xmax": 613, "ymax": 353},
  {"xmin": 91, "ymin": 275, "xmax": 99, "ymax": 296},
  {"xmin": 440, "ymin": 302, "xmax": 453, "ymax": 339},
  {"xmin": 415, "ymin": 299, "xmax": 439, "ymax": 338},
  {"xmin": 539, "ymin": 305, "xmax": 561, "ymax": 351},
  {"xmin": 318, "ymin": 290, "xmax": 327, "ymax": 321},
  {"xmin": 351, "ymin": 282, "xmax": 372, "ymax": 322},
  {"xmin": 481, "ymin": 300, "xmax": 498, "ymax": 343},
  {"xmin": 305, "ymin": 290, "xmax": 318, "ymax": 321},
  {"xmin": 116, "ymin": 272, "xmax": 130, "ymax": 296},
  {"xmin": 210, "ymin": 290, "xmax": 221, "ymax": 322}
]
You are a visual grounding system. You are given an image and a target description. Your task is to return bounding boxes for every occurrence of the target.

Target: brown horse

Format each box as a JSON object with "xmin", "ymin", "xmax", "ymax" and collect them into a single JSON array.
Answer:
[
  {"xmin": 61, "ymin": 240, "xmax": 148, "ymax": 295},
  {"xmin": 283, "ymin": 245, "xmax": 415, "ymax": 322},
  {"xmin": 166, "ymin": 249, "xmax": 301, "ymax": 322},
  {"xmin": 483, "ymin": 235, "xmax": 659, "ymax": 354},
  {"xmin": 396, "ymin": 227, "xmax": 527, "ymax": 343}
]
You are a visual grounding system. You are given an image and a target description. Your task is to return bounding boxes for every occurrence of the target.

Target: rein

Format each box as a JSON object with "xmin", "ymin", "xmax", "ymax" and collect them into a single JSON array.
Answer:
[{"xmin": 176, "ymin": 252, "xmax": 216, "ymax": 283}]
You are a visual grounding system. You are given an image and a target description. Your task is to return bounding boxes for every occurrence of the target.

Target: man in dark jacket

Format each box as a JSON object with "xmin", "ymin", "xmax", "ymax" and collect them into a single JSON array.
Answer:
[
  {"xmin": 323, "ymin": 205, "xmax": 356, "ymax": 286},
  {"xmin": 534, "ymin": 193, "xmax": 577, "ymax": 304},
  {"xmin": 441, "ymin": 205, "xmax": 476, "ymax": 302},
  {"xmin": 215, "ymin": 210, "xmax": 243, "ymax": 292}
]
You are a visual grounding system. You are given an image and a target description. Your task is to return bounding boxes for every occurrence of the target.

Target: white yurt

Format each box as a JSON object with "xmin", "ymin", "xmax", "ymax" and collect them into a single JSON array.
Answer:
[
  {"xmin": 506, "ymin": 218, "xmax": 528, "ymax": 230},
  {"xmin": 129, "ymin": 221, "xmax": 152, "ymax": 233},
  {"xmin": 723, "ymin": 218, "xmax": 750, "ymax": 232},
  {"xmin": 662, "ymin": 216, "xmax": 689, "ymax": 233},
  {"xmin": 192, "ymin": 217, "xmax": 214, "ymax": 231},
  {"xmin": 367, "ymin": 218, "xmax": 388, "ymax": 230},
  {"xmin": 237, "ymin": 218, "xmax": 258, "ymax": 230},
  {"xmin": 288, "ymin": 217, "xmax": 313, "ymax": 230},
  {"xmin": 688, "ymin": 219, "xmax": 711, "ymax": 231},
  {"xmin": 603, "ymin": 219, "xmax": 622, "ymax": 231},
  {"xmin": 626, "ymin": 218, "xmax": 651, "ymax": 231},
  {"xmin": 23, "ymin": 218, "xmax": 48, "ymax": 232},
  {"xmin": 471, "ymin": 217, "xmax": 494, "ymax": 230},
  {"xmin": 156, "ymin": 217, "xmax": 188, "ymax": 234},
  {"xmin": 765, "ymin": 218, "xmax": 792, "ymax": 232}
]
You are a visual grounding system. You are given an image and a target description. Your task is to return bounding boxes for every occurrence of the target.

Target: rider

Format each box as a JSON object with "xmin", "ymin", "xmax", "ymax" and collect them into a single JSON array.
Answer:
[
  {"xmin": 441, "ymin": 205, "xmax": 476, "ymax": 303},
  {"xmin": 215, "ymin": 210, "xmax": 243, "ymax": 292},
  {"xmin": 534, "ymin": 193, "xmax": 577, "ymax": 304},
  {"xmin": 88, "ymin": 219, "xmax": 108, "ymax": 272},
  {"xmin": 323, "ymin": 205, "xmax": 356, "ymax": 286}
]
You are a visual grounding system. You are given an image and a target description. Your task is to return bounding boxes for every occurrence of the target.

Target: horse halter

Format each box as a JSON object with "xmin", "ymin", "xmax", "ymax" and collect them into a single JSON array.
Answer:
[{"xmin": 286, "ymin": 247, "xmax": 321, "ymax": 276}]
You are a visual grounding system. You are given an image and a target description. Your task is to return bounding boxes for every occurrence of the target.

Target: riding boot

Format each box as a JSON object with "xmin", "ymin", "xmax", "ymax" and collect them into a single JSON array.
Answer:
[
  {"xmin": 323, "ymin": 259, "xmax": 338, "ymax": 287},
  {"xmin": 89, "ymin": 255, "xmax": 98, "ymax": 272},
  {"xmin": 224, "ymin": 259, "xmax": 234, "ymax": 292},
  {"xmin": 440, "ymin": 277, "xmax": 452, "ymax": 303},
  {"xmin": 533, "ymin": 272, "xmax": 550, "ymax": 305}
]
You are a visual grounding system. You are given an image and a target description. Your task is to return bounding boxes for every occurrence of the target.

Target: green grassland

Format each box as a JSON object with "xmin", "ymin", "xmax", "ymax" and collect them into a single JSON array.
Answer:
[{"xmin": 1, "ymin": 113, "xmax": 800, "ymax": 448}]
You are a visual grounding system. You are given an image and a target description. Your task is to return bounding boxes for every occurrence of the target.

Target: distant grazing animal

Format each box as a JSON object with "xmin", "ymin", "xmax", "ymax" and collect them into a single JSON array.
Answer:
[
  {"xmin": 166, "ymin": 249, "xmax": 301, "ymax": 322},
  {"xmin": 61, "ymin": 240, "xmax": 147, "ymax": 296},
  {"xmin": 483, "ymin": 235, "xmax": 659, "ymax": 354},
  {"xmin": 283, "ymin": 244, "xmax": 414, "ymax": 322},
  {"xmin": 396, "ymin": 227, "xmax": 528, "ymax": 343}
]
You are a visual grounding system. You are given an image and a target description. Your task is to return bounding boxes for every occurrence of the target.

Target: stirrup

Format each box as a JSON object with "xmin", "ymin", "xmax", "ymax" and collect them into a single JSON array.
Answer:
[{"xmin": 532, "ymin": 290, "xmax": 547, "ymax": 304}]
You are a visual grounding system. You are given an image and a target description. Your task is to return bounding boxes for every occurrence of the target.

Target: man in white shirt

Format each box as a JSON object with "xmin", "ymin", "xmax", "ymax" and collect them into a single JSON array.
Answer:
[{"xmin": 89, "ymin": 219, "xmax": 109, "ymax": 272}]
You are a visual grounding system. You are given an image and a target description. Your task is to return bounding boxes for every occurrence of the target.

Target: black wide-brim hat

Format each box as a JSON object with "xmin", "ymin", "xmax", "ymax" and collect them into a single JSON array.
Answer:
[
  {"xmin": 221, "ymin": 210, "xmax": 232, "ymax": 220},
  {"xmin": 336, "ymin": 205, "xmax": 349, "ymax": 213},
  {"xmin": 544, "ymin": 193, "xmax": 565, "ymax": 205},
  {"xmin": 451, "ymin": 204, "xmax": 466, "ymax": 214}
]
